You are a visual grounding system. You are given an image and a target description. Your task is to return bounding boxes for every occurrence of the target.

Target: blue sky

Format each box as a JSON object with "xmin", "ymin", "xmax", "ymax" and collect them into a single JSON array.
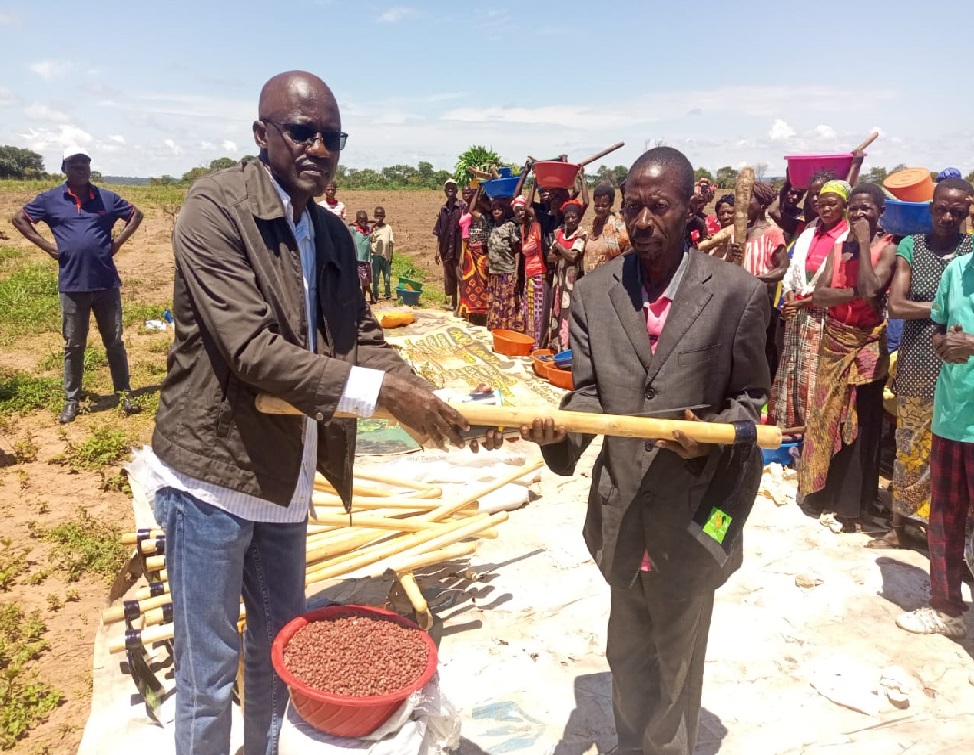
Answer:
[{"xmin": 1, "ymin": 0, "xmax": 970, "ymax": 178}]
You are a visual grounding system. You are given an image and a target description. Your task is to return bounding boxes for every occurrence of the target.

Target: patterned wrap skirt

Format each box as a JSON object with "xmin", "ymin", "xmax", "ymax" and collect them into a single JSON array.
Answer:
[
  {"xmin": 893, "ymin": 396, "xmax": 933, "ymax": 522},
  {"xmin": 486, "ymin": 273, "xmax": 522, "ymax": 332}
]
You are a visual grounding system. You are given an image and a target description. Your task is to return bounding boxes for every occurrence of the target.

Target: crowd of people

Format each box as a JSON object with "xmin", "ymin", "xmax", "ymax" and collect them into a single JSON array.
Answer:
[{"xmin": 423, "ymin": 158, "xmax": 974, "ymax": 642}]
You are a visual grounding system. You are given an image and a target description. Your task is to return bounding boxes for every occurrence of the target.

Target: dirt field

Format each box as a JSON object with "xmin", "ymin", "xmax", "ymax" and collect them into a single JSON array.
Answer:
[{"xmin": 0, "ymin": 185, "xmax": 447, "ymax": 754}]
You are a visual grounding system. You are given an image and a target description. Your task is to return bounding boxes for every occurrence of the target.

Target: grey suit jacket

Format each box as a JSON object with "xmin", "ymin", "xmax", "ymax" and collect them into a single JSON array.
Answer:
[{"xmin": 542, "ymin": 250, "xmax": 771, "ymax": 595}]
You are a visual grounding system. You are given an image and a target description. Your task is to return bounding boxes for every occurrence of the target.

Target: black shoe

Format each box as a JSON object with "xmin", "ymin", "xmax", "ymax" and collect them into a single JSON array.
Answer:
[
  {"xmin": 120, "ymin": 395, "xmax": 141, "ymax": 415},
  {"xmin": 59, "ymin": 401, "xmax": 79, "ymax": 424}
]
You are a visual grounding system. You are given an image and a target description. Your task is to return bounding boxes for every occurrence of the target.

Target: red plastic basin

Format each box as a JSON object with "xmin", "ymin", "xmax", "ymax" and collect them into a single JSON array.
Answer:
[
  {"xmin": 784, "ymin": 153, "xmax": 858, "ymax": 189},
  {"xmin": 272, "ymin": 605, "xmax": 438, "ymax": 738},
  {"xmin": 533, "ymin": 161, "xmax": 581, "ymax": 190}
]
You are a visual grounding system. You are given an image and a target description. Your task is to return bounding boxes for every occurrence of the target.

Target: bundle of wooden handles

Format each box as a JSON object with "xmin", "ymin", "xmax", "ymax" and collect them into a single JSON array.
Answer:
[{"xmin": 255, "ymin": 395, "xmax": 782, "ymax": 449}]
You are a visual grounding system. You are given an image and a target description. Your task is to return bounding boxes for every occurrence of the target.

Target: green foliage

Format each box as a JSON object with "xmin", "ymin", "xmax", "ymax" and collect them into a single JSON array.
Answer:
[
  {"xmin": 40, "ymin": 508, "xmax": 127, "ymax": 583},
  {"xmin": 390, "ymin": 256, "xmax": 448, "ymax": 308},
  {"xmin": 61, "ymin": 426, "xmax": 131, "ymax": 471},
  {"xmin": 180, "ymin": 156, "xmax": 239, "ymax": 184},
  {"xmin": 0, "ymin": 372, "xmax": 62, "ymax": 416},
  {"xmin": 0, "ymin": 539, "xmax": 30, "ymax": 591},
  {"xmin": 0, "ymin": 146, "xmax": 46, "ymax": 180},
  {"xmin": 0, "ymin": 263, "xmax": 60, "ymax": 342},
  {"xmin": 453, "ymin": 145, "xmax": 504, "ymax": 185},
  {"xmin": 12, "ymin": 432, "xmax": 37, "ymax": 464},
  {"xmin": 694, "ymin": 167, "xmax": 714, "ymax": 183},
  {"xmin": 588, "ymin": 165, "xmax": 629, "ymax": 189},
  {"xmin": 715, "ymin": 166, "xmax": 739, "ymax": 188},
  {"xmin": 0, "ymin": 602, "xmax": 61, "ymax": 749}
]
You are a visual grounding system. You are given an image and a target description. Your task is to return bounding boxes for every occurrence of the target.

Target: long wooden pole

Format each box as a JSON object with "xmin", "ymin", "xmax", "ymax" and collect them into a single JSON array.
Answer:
[
  {"xmin": 255, "ymin": 395, "xmax": 782, "ymax": 449},
  {"xmin": 578, "ymin": 142, "xmax": 625, "ymax": 167},
  {"xmin": 733, "ymin": 167, "xmax": 755, "ymax": 267}
]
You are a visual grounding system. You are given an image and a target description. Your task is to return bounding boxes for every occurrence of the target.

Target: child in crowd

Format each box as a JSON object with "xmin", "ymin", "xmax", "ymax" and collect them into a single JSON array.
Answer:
[
  {"xmin": 547, "ymin": 199, "xmax": 587, "ymax": 353},
  {"xmin": 370, "ymin": 206, "xmax": 395, "ymax": 301},
  {"xmin": 318, "ymin": 180, "xmax": 346, "ymax": 220},
  {"xmin": 486, "ymin": 197, "xmax": 522, "ymax": 332},
  {"xmin": 350, "ymin": 210, "xmax": 374, "ymax": 304}
]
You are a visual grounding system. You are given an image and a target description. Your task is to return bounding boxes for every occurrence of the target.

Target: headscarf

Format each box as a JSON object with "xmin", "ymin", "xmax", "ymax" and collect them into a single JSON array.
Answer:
[
  {"xmin": 715, "ymin": 193, "xmax": 735, "ymax": 210},
  {"xmin": 561, "ymin": 198, "xmax": 585, "ymax": 216},
  {"xmin": 938, "ymin": 167, "xmax": 963, "ymax": 182},
  {"xmin": 511, "ymin": 195, "xmax": 527, "ymax": 209},
  {"xmin": 751, "ymin": 182, "xmax": 776, "ymax": 209},
  {"xmin": 819, "ymin": 180, "xmax": 851, "ymax": 202}
]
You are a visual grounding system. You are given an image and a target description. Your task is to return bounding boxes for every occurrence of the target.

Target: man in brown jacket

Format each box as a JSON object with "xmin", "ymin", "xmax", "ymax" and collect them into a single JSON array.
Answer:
[{"xmin": 141, "ymin": 71, "xmax": 468, "ymax": 755}]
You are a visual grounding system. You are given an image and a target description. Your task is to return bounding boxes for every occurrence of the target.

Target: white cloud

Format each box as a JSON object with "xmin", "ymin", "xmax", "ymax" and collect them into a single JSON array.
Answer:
[
  {"xmin": 163, "ymin": 138, "xmax": 183, "ymax": 155},
  {"xmin": 377, "ymin": 6, "xmax": 416, "ymax": 23},
  {"xmin": 814, "ymin": 124, "xmax": 837, "ymax": 140},
  {"xmin": 24, "ymin": 103, "xmax": 70, "ymax": 123},
  {"xmin": 28, "ymin": 59, "xmax": 72, "ymax": 81},
  {"xmin": 19, "ymin": 124, "xmax": 93, "ymax": 151},
  {"xmin": 0, "ymin": 86, "xmax": 18, "ymax": 107},
  {"xmin": 768, "ymin": 119, "xmax": 796, "ymax": 141},
  {"xmin": 0, "ymin": 11, "xmax": 21, "ymax": 27},
  {"xmin": 221, "ymin": 140, "xmax": 238, "ymax": 153},
  {"xmin": 109, "ymin": 134, "xmax": 125, "ymax": 144}
]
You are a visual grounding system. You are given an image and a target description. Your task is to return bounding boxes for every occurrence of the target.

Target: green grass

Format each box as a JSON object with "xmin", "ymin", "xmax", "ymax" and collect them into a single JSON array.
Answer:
[
  {"xmin": 122, "ymin": 302, "xmax": 171, "ymax": 328},
  {"xmin": 391, "ymin": 255, "xmax": 448, "ymax": 308},
  {"xmin": 0, "ymin": 372, "xmax": 61, "ymax": 416},
  {"xmin": 61, "ymin": 426, "xmax": 131, "ymax": 471},
  {"xmin": 0, "ymin": 601, "xmax": 61, "ymax": 749},
  {"xmin": 39, "ymin": 508, "xmax": 127, "ymax": 584},
  {"xmin": 0, "ymin": 263, "xmax": 60, "ymax": 342}
]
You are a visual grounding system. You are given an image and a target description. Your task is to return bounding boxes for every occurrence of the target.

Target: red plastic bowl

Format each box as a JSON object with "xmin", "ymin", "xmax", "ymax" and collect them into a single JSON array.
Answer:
[
  {"xmin": 533, "ymin": 161, "xmax": 581, "ymax": 190},
  {"xmin": 784, "ymin": 153, "xmax": 859, "ymax": 190},
  {"xmin": 272, "ymin": 605, "xmax": 438, "ymax": 738}
]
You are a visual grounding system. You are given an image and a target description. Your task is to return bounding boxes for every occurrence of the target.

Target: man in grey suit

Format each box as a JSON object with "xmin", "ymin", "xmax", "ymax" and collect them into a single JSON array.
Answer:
[{"xmin": 520, "ymin": 147, "xmax": 771, "ymax": 754}]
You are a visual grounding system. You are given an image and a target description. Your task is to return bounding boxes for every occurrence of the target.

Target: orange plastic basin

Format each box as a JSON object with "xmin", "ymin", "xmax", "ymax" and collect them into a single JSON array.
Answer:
[
  {"xmin": 491, "ymin": 329, "xmax": 535, "ymax": 357},
  {"xmin": 884, "ymin": 168, "xmax": 935, "ymax": 203},
  {"xmin": 531, "ymin": 348, "xmax": 554, "ymax": 379},
  {"xmin": 548, "ymin": 366, "xmax": 573, "ymax": 390}
]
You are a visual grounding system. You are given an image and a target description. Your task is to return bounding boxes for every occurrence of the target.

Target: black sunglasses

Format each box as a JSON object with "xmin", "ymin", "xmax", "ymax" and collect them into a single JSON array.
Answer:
[{"xmin": 263, "ymin": 119, "xmax": 348, "ymax": 151}]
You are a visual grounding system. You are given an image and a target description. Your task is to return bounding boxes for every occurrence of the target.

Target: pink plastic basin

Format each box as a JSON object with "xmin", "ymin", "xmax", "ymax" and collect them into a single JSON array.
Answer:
[{"xmin": 785, "ymin": 154, "xmax": 859, "ymax": 189}]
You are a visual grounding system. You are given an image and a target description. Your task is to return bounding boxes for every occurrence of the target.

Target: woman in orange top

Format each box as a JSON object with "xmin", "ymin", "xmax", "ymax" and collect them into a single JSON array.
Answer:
[
  {"xmin": 515, "ymin": 195, "xmax": 546, "ymax": 345},
  {"xmin": 801, "ymin": 183, "xmax": 894, "ymax": 532}
]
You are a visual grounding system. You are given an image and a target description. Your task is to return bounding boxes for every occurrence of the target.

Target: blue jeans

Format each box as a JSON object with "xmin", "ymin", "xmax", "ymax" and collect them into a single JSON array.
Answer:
[
  {"xmin": 154, "ymin": 487, "xmax": 307, "ymax": 755},
  {"xmin": 60, "ymin": 288, "xmax": 131, "ymax": 402}
]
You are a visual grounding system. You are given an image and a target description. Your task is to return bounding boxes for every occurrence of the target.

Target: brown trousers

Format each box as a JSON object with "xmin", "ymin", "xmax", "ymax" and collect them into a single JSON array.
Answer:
[{"xmin": 607, "ymin": 572, "xmax": 715, "ymax": 755}]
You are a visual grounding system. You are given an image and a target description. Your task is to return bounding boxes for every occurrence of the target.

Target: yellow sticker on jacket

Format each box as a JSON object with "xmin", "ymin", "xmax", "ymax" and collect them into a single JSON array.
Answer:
[{"xmin": 702, "ymin": 507, "xmax": 731, "ymax": 544}]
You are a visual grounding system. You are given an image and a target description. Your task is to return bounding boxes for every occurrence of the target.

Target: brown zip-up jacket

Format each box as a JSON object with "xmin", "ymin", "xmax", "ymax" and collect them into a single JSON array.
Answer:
[{"xmin": 152, "ymin": 159, "xmax": 416, "ymax": 507}]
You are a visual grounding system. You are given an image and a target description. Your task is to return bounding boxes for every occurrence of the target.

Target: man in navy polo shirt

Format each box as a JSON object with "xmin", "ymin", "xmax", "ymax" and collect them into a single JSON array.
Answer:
[{"xmin": 11, "ymin": 146, "xmax": 144, "ymax": 423}]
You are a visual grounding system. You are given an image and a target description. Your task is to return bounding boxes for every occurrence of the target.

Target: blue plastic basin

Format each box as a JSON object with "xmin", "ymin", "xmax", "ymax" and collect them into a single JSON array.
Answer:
[
  {"xmin": 762, "ymin": 441, "xmax": 801, "ymax": 466},
  {"xmin": 882, "ymin": 199, "xmax": 933, "ymax": 237},
  {"xmin": 553, "ymin": 349, "xmax": 573, "ymax": 369},
  {"xmin": 396, "ymin": 287, "xmax": 422, "ymax": 306},
  {"xmin": 481, "ymin": 175, "xmax": 521, "ymax": 199}
]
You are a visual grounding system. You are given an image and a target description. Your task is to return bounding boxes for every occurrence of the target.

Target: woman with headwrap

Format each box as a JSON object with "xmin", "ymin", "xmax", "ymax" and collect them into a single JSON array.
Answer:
[
  {"xmin": 547, "ymin": 196, "xmax": 588, "ymax": 353},
  {"xmin": 485, "ymin": 196, "xmax": 523, "ymax": 333},
  {"xmin": 728, "ymin": 181, "xmax": 789, "ymax": 377},
  {"xmin": 770, "ymin": 180, "xmax": 851, "ymax": 429},
  {"xmin": 457, "ymin": 184, "xmax": 490, "ymax": 325},
  {"xmin": 800, "ymin": 183, "xmax": 894, "ymax": 532}
]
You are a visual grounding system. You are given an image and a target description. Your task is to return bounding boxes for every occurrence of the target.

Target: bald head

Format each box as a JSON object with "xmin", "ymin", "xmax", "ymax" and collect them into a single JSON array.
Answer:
[
  {"xmin": 258, "ymin": 70, "xmax": 336, "ymax": 121},
  {"xmin": 253, "ymin": 70, "xmax": 342, "ymax": 209}
]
